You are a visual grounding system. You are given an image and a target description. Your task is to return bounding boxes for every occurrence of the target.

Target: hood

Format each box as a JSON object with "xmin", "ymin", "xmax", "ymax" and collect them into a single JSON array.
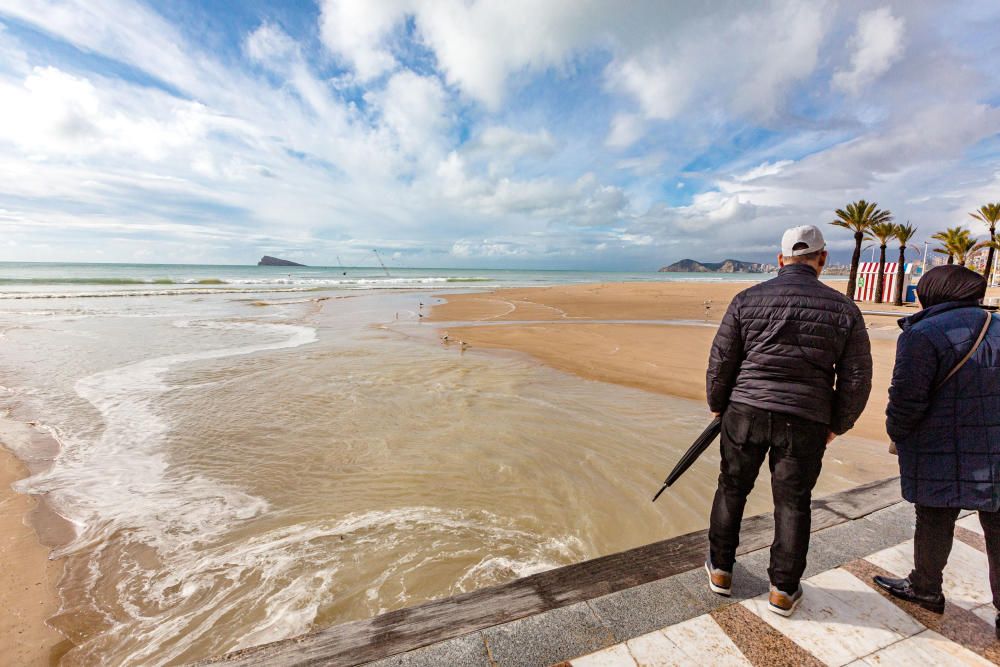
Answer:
[{"xmin": 898, "ymin": 300, "xmax": 984, "ymax": 331}]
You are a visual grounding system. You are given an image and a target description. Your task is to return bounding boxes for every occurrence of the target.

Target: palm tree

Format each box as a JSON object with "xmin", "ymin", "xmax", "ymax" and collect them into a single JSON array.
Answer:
[
  {"xmin": 865, "ymin": 221, "xmax": 898, "ymax": 303},
  {"xmin": 932, "ymin": 226, "xmax": 969, "ymax": 265},
  {"xmin": 955, "ymin": 235, "xmax": 979, "ymax": 267},
  {"xmin": 831, "ymin": 200, "xmax": 893, "ymax": 299},
  {"xmin": 892, "ymin": 222, "xmax": 918, "ymax": 306},
  {"xmin": 970, "ymin": 202, "xmax": 1000, "ymax": 280}
]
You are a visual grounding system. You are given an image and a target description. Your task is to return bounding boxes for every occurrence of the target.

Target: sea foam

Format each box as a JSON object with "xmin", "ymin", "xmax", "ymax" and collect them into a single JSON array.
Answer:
[{"xmin": 15, "ymin": 320, "xmax": 317, "ymax": 661}]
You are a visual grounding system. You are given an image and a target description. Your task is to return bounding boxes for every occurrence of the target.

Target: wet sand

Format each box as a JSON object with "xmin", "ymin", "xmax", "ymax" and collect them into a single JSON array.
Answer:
[
  {"xmin": 1, "ymin": 443, "xmax": 63, "ymax": 666},
  {"xmin": 431, "ymin": 281, "xmax": 910, "ymax": 444}
]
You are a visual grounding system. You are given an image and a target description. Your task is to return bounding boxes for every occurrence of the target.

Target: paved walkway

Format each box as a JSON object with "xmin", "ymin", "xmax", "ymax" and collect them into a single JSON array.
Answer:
[{"xmin": 567, "ymin": 513, "xmax": 997, "ymax": 667}]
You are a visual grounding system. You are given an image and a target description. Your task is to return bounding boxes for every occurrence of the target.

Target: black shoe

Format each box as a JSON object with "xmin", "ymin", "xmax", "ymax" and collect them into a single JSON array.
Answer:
[
  {"xmin": 995, "ymin": 612, "xmax": 999, "ymax": 641},
  {"xmin": 872, "ymin": 575, "xmax": 945, "ymax": 614}
]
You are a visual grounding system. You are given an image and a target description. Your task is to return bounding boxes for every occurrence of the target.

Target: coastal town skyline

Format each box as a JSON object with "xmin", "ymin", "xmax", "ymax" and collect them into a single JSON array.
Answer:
[{"xmin": 1, "ymin": 1, "xmax": 998, "ymax": 269}]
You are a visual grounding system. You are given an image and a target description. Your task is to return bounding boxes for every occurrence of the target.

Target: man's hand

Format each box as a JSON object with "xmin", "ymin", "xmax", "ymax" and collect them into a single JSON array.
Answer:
[{"xmin": 826, "ymin": 431, "xmax": 837, "ymax": 444}]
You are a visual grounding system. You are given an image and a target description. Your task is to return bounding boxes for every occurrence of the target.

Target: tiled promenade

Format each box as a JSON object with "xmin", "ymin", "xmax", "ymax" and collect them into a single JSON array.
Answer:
[
  {"xmin": 210, "ymin": 481, "xmax": 998, "ymax": 666},
  {"xmin": 567, "ymin": 512, "xmax": 996, "ymax": 666}
]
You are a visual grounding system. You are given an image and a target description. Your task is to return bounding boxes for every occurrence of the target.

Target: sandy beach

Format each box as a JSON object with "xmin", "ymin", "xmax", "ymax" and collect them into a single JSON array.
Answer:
[
  {"xmin": 431, "ymin": 280, "xmax": 912, "ymax": 443},
  {"xmin": 1, "ymin": 443, "xmax": 64, "ymax": 665}
]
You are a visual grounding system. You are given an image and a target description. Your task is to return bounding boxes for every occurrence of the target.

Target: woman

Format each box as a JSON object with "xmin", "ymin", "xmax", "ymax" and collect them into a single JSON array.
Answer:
[{"xmin": 875, "ymin": 265, "xmax": 1000, "ymax": 637}]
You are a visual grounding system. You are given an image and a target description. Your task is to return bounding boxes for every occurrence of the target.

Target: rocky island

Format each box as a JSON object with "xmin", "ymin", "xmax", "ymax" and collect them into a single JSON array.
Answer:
[
  {"xmin": 660, "ymin": 259, "xmax": 775, "ymax": 273},
  {"xmin": 258, "ymin": 256, "xmax": 306, "ymax": 267}
]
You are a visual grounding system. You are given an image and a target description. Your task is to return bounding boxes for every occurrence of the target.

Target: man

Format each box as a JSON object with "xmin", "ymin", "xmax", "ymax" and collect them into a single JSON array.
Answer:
[
  {"xmin": 704, "ymin": 225, "xmax": 873, "ymax": 616},
  {"xmin": 876, "ymin": 266, "xmax": 1000, "ymax": 638}
]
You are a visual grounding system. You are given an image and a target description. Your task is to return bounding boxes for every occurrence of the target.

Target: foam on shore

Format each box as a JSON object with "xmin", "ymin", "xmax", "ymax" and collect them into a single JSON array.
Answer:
[{"xmin": 12, "ymin": 320, "xmax": 317, "ymax": 661}]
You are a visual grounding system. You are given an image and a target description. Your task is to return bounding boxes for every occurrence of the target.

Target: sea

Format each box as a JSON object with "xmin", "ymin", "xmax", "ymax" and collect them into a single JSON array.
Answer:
[
  {"xmin": 0, "ymin": 261, "xmax": 779, "ymax": 298},
  {"xmin": 0, "ymin": 262, "xmax": 859, "ymax": 665}
]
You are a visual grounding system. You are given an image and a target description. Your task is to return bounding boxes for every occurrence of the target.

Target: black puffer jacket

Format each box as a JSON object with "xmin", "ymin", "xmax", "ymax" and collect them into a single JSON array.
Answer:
[{"xmin": 706, "ymin": 264, "xmax": 873, "ymax": 433}]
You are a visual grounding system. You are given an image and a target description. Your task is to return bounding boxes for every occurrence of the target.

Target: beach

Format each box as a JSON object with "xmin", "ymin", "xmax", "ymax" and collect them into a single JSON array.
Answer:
[
  {"xmin": 0, "ymin": 272, "xmax": 967, "ymax": 663},
  {"xmin": 430, "ymin": 280, "xmax": 906, "ymax": 443},
  {"xmin": 1, "ymin": 443, "xmax": 64, "ymax": 665}
]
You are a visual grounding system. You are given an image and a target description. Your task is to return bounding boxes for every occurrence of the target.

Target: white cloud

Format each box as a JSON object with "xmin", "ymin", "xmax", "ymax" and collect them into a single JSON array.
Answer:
[
  {"xmin": 605, "ymin": 113, "xmax": 644, "ymax": 149},
  {"xmin": 0, "ymin": 0, "xmax": 229, "ymax": 101},
  {"xmin": 315, "ymin": 0, "xmax": 829, "ymax": 119},
  {"xmin": 318, "ymin": 0, "xmax": 408, "ymax": 81},
  {"xmin": 461, "ymin": 126, "xmax": 558, "ymax": 177},
  {"xmin": 469, "ymin": 126, "xmax": 557, "ymax": 161},
  {"xmin": 409, "ymin": 0, "xmax": 602, "ymax": 110},
  {"xmin": 833, "ymin": 7, "xmax": 905, "ymax": 95},
  {"xmin": 245, "ymin": 23, "xmax": 299, "ymax": 68},
  {"xmin": 0, "ymin": 66, "xmax": 217, "ymax": 160},
  {"xmin": 615, "ymin": 153, "xmax": 666, "ymax": 176},
  {"xmin": 605, "ymin": 2, "xmax": 827, "ymax": 121},
  {"xmin": 451, "ymin": 238, "xmax": 529, "ymax": 258},
  {"xmin": 669, "ymin": 191, "xmax": 759, "ymax": 231},
  {"xmin": 733, "ymin": 161, "xmax": 794, "ymax": 182},
  {"xmin": 367, "ymin": 70, "xmax": 450, "ymax": 160}
]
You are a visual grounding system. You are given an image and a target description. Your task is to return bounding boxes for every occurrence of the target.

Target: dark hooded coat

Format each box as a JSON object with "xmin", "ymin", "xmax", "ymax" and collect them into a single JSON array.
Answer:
[{"xmin": 887, "ymin": 266, "xmax": 1000, "ymax": 510}]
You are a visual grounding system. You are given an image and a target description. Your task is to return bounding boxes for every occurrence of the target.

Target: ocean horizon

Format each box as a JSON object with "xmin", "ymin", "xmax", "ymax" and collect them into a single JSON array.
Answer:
[{"xmin": 0, "ymin": 261, "xmax": 809, "ymax": 300}]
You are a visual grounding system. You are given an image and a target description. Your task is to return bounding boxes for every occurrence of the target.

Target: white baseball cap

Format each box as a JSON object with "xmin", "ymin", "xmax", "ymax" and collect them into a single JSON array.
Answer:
[{"xmin": 781, "ymin": 225, "xmax": 826, "ymax": 257}]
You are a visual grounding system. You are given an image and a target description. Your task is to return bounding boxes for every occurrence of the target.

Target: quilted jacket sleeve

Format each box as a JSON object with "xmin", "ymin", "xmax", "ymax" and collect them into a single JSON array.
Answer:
[
  {"xmin": 829, "ymin": 312, "xmax": 873, "ymax": 434},
  {"xmin": 886, "ymin": 329, "xmax": 938, "ymax": 444},
  {"xmin": 706, "ymin": 297, "xmax": 743, "ymax": 413}
]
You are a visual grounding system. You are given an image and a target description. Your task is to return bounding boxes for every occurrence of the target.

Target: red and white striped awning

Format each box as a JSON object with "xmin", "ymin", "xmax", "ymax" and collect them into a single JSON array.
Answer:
[{"xmin": 856, "ymin": 262, "xmax": 913, "ymax": 302}]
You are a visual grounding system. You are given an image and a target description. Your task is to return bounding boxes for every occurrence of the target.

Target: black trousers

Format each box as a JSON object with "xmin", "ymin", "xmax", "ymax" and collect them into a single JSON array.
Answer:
[
  {"xmin": 708, "ymin": 402, "xmax": 828, "ymax": 592},
  {"xmin": 910, "ymin": 505, "xmax": 1000, "ymax": 609}
]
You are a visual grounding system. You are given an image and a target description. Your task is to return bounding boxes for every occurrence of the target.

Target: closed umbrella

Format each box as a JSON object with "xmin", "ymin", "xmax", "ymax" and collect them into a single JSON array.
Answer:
[{"xmin": 652, "ymin": 416, "xmax": 722, "ymax": 502}]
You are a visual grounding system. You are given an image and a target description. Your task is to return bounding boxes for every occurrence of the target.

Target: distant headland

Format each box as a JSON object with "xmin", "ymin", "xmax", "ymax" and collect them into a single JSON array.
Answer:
[
  {"xmin": 660, "ymin": 259, "xmax": 775, "ymax": 273},
  {"xmin": 258, "ymin": 256, "xmax": 306, "ymax": 267}
]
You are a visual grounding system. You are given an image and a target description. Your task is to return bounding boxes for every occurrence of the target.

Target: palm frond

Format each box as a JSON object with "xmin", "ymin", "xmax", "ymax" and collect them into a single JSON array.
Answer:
[
  {"xmin": 829, "ymin": 199, "xmax": 891, "ymax": 234},
  {"xmin": 864, "ymin": 221, "xmax": 897, "ymax": 245},
  {"xmin": 894, "ymin": 222, "xmax": 918, "ymax": 246}
]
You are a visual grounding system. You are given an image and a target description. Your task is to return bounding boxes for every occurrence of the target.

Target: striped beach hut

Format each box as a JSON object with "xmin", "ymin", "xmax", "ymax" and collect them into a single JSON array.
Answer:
[{"xmin": 855, "ymin": 262, "xmax": 915, "ymax": 302}]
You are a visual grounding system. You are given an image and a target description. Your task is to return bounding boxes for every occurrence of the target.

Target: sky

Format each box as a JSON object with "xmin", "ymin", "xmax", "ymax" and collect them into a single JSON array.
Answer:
[{"xmin": 0, "ymin": 1, "xmax": 999, "ymax": 269}]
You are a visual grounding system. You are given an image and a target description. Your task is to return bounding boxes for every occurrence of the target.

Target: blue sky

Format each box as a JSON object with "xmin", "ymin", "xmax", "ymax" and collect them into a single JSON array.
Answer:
[{"xmin": 0, "ymin": 1, "xmax": 998, "ymax": 269}]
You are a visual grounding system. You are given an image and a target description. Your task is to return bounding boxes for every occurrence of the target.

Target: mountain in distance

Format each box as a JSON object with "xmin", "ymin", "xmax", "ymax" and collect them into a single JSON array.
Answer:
[
  {"xmin": 660, "ymin": 258, "xmax": 776, "ymax": 273},
  {"xmin": 258, "ymin": 255, "xmax": 306, "ymax": 267}
]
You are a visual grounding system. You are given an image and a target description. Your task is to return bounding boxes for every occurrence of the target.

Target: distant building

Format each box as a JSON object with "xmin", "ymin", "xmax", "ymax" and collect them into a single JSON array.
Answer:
[{"xmin": 968, "ymin": 249, "xmax": 988, "ymax": 273}]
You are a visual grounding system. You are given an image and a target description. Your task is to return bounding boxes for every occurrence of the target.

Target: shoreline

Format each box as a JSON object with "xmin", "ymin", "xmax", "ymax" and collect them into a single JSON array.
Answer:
[{"xmin": 0, "ymin": 435, "xmax": 67, "ymax": 665}]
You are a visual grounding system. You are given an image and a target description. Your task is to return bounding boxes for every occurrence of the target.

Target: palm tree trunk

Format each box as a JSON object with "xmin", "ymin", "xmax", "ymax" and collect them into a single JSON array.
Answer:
[
  {"xmin": 986, "ymin": 223, "xmax": 996, "ymax": 282},
  {"xmin": 847, "ymin": 231, "xmax": 863, "ymax": 299},
  {"xmin": 893, "ymin": 246, "xmax": 906, "ymax": 306},
  {"xmin": 947, "ymin": 254, "xmax": 954, "ymax": 265},
  {"xmin": 875, "ymin": 243, "xmax": 887, "ymax": 304}
]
